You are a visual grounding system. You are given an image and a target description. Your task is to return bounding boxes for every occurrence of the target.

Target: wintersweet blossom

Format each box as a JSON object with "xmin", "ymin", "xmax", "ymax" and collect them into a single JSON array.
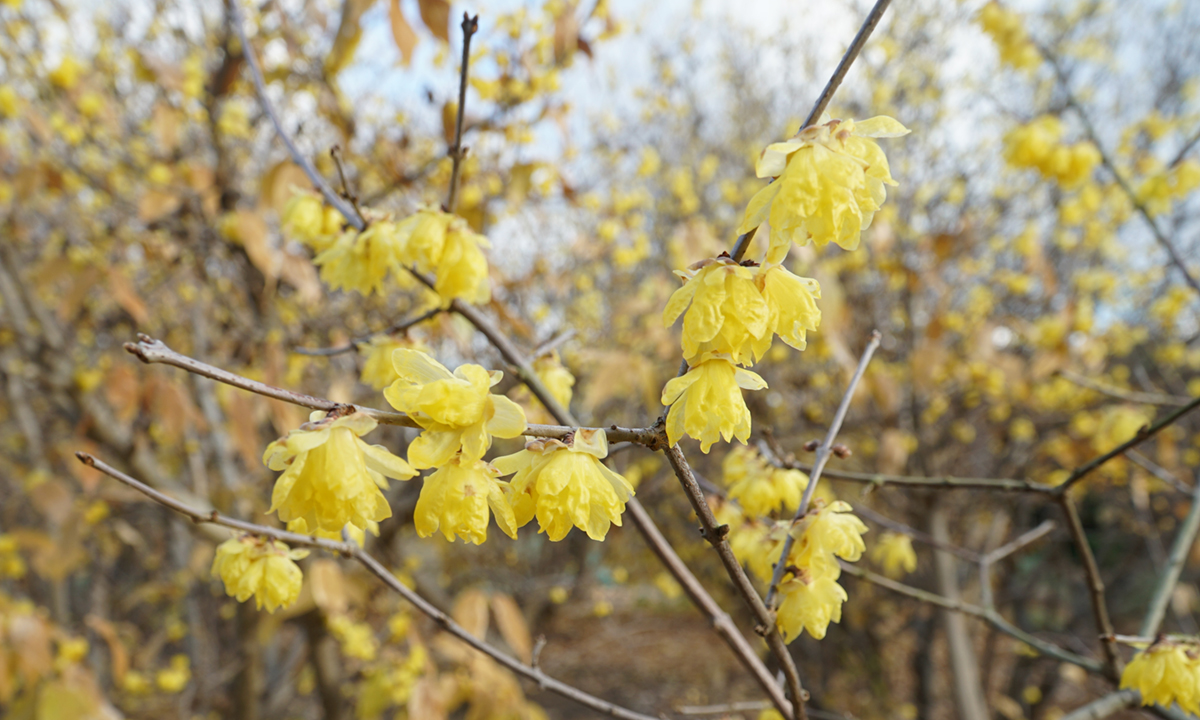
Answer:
[
  {"xmin": 870, "ymin": 532, "xmax": 918, "ymax": 578},
  {"xmin": 493, "ymin": 429, "xmax": 634, "ymax": 541},
  {"xmin": 663, "ymin": 255, "xmax": 771, "ymax": 365},
  {"xmin": 394, "ymin": 207, "xmax": 491, "ymax": 306},
  {"xmin": 313, "ymin": 220, "xmax": 406, "ymax": 296},
  {"xmin": 414, "ymin": 456, "xmax": 517, "ymax": 544},
  {"xmin": 359, "ymin": 335, "xmax": 426, "ymax": 390},
  {"xmin": 775, "ymin": 571, "xmax": 849, "ymax": 641},
  {"xmin": 757, "ymin": 264, "xmax": 821, "ymax": 351},
  {"xmin": 740, "ymin": 116, "xmax": 910, "ymax": 257},
  {"xmin": 266, "ymin": 411, "xmax": 416, "ymax": 535},
  {"xmin": 728, "ymin": 465, "xmax": 809, "ymax": 519},
  {"xmin": 661, "ymin": 355, "xmax": 767, "ymax": 453},
  {"xmin": 789, "ymin": 501, "xmax": 869, "ymax": 572},
  {"xmin": 1121, "ymin": 642, "xmax": 1200, "ymax": 713},
  {"xmin": 211, "ymin": 535, "xmax": 308, "ymax": 612},
  {"xmin": 384, "ymin": 349, "xmax": 527, "ymax": 468}
]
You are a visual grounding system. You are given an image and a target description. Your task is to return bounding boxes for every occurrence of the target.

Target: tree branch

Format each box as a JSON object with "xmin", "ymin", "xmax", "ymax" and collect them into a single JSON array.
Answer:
[
  {"xmin": 446, "ymin": 13, "xmax": 479, "ymax": 212},
  {"xmin": 764, "ymin": 331, "xmax": 881, "ymax": 609},
  {"xmin": 1139, "ymin": 477, "xmax": 1200, "ymax": 637},
  {"xmin": 839, "ymin": 562, "xmax": 1103, "ymax": 672},
  {"xmin": 292, "ymin": 307, "xmax": 445, "ymax": 357},
  {"xmin": 1053, "ymin": 394, "xmax": 1200, "ymax": 495},
  {"xmin": 1058, "ymin": 495, "xmax": 1121, "ymax": 681},
  {"xmin": 75, "ymin": 452, "xmax": 663, "ymax": 720},
  {"xmin": 1056, "ymin": 369, "xmax": 1192, "ymax": 407}
]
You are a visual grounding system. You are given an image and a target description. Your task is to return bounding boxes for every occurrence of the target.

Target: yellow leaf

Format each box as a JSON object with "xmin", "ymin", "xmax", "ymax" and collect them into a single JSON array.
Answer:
[
  {"xmin": 388, "ymin": 0, "xmax": 419, "ymax": 65},
  {"xmin": 451, "ymin": 588, "xmax": 489, "ymax": 640},
  {"xmin": 489, "ymin": 593, "xmax": 532, "ymax": 663},
  {"xmin": 259, "ymin": 161, "xmax": 311, "ymax": 214},
  {"xmin": 418, "ymin": 0, "xmax": 451, "ymax": 43}
]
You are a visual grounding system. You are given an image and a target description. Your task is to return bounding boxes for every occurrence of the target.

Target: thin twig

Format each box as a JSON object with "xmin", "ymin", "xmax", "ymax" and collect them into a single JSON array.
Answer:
[
  {"xmin": 1139, "ymin": 478, "xmax": 1200, "ymax": 638},
  {"xmin": 1056, "ymin": 369, "xmax": 1191, "ymax": 407},
  {"xmin": 292, "ymin": 307, "xmax": 444, "ymax": 357},
  {"xmin": 764, "ymin": 331, "xmax": 882, "ymax": 609},
  {"xmin": 839, "ymin": 562, "xmax": 1103, "ymax": 672},
  {"xmin": 984, "ymin": 520, "xmax": 1057, "ymax": 564},
  {"xmin": 122, "ymin": 334, "xmax": 661, "ymax": 445},
  {"xmin": 1168, "ymin": 126, "xmax": 1200, "ymax": 167},
  {"xmin": 1060, "ymin": 691, "xmax": 1139, "ymax": 720},
  {"xmin": 661, "ymin": 446, "xmax": 807, "ymax": 719},
  {"xmin": 228, "ymin": 0, "xmax": 363, "ymax": 231},
  {"xmin": 75, "ymin": 453, "xmax": 661, "ymax": 720},
  {"xmin": 330, "ymin": 145, "xmax": 366, "ymax": 227},
  {"xmin": 1053, "ymin": 395, "xmax": 1200, "ymax": 495},
  {"xmin": 851, "ymin": 503, "xmax": 981, "ymax": 562},
  {"xmin": 446, "ymin": 13, "xmax": 479, "ymax": 213},
  {"xmin": 1058, "ymin": 495, "xmax": 1122, "ymax": 681},
  {"xmin": 786, "ymin": 463, "xmax": 1055, "ymax": 493},
  {"xmin": 1041, "ymin": 47, "xmax": 1200, "ymax": 297},
  {"xmin": 1128, "ymin": 451, "xmax": 1193, "ymax": 494},
  {"xmin": 533, "ymin": 329, "xmax": 577, "ymax": 359}
]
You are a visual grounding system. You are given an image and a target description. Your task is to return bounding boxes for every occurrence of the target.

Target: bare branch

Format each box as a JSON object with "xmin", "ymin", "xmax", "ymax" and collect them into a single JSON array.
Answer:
[
  {"xmin": 851, "ymin": 503, "xmax": 981, "ymax": 562},
  {"xmin": 76, "ymin": 452, "xmax": 662, "ymax": 720},
  {"xmin": 1139, "ymin": 478, "xmax": 1200, "ymax": 637},
  {"xmin": 1060, "ymin": 691, "xmax": 1139, "ymax": 720},
  {"xmin": 765, "ymin": 331, "xmax": 882, "ymax": 609},
  {"xmin": 983, "ymin": 520, "xmax": 1056, "ymax": 564},
  {"xmin": 1054, "ymin": 394, "xmax": 1200, "ymax": 495},
  {"xmin": 292, "ymin": 307, "xmax": 445, "ymax": 357},
  {"xmin": 1058, "ymin": 495, "xmax": 1122, "ymax": 681},
  {"xmin": 839, "ymin": 562, "xmax": 1103, "ymax": 673},
  {"xmin": 228, "ymin": 0, "xmax": 363, "ymax": 231},
  {"xmin": 1056, "ymin": 369, "xmax": 1191, "ymax": 407},
  {"xmin": 446, "ymin": 13, "xmax": 480, "ymax": 212},
  {"xmin": 1128, "ymin": 451, "xmax": 1193, "ymax": 495}
]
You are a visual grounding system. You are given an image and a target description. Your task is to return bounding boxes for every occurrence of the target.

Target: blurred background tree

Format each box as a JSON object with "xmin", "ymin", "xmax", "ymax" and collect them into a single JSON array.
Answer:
[{"xmin": 1, "ymin": 0, "xmax": 1198, "ymax": 719}]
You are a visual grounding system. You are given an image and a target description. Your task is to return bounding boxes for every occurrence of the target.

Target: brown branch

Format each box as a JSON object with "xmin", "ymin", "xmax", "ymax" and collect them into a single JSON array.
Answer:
[
  {"xmin": 662, "ymin": 446, "xmax": 806, "ymax": 718},
  {"xmin": 228, "ymin": 0, "xmax": 363, "ymax": 231},
  {"xmin": 1056, "ymin": 369, "xmax": 1192, "ymax": 407},
  {"xmin": 292, "ymin": 307, "xmax": 445, "ymax": 357},
  {"xmin": 1053, "ymin": 394, "xmax": 1200, "ymax": 495},
  {"xmin": 1139, "ymin": 477, "xmax": 1200, "ymax": 637},
  {"xmin": 1057, "ymin": 495, "xmax": 1121, "ymax": 681},
  {"xmin": 76, "ymin": 453, "xmax": 663, "ymax": 720},
  {"xmin": 851, "ymin": 503, "xmax": 982, "ymax": 563},
  {"xmin": 764, "ymin": 331, "xmax": 882, "ymax": 609},
  {"xmin": 785, "ymin": 463, "xmax": 1056, "ymax": 493},
  {"xmin": 1127, "ymin": 451, "xmax": 1193, "ymax": 495},
  {"xmin": 446, "ymin": 13, "xmax": 479, "ymax": 213},
  {"xmin": 839, "ymin": 562, "xmax": 1103, "ymax": 672},
  {"xmin": 979, "ymin": 520, "xmax": 1056, "ymax": 610},
  {"xmin": 329, "ymin": 145, "xmax": 366, "ymax": 227}
]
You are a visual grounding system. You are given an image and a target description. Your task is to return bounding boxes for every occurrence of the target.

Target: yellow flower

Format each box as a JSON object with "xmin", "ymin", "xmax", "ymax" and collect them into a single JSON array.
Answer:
[
  {"xmin": 728, "ymin": 518, "xmax": 782, "ymax": 583},
  {"xmin": 313, "ymin": 220, "xmax": 406, "ymax": 296},
  {"xmin": 395, "ymin": 207, "xmax": 492, "ymax": 306},
  {"xmin": 757, "ymin": 264, "xmax": 821, "ymax": 352},
  {"xmin": 1121, "ymin": 642, "xmax": 1200, "ymax": 714},
  {"xmin": 728, "ymin": 465, "xmax": 809, "ymax": 518},
  {"xmin": 870, "ymin": 532, "xmax": 918, "ymax": 578},
  {"xmin": 978, "ymin": 2, "xmax": 1041, "ymax": 69},
  {"xmin": 0, "ymin": 86, "xmax": 21, "ymax": 119},
  {"xmin": 493, "ymin": 429, "xmax": 635, "ymax": 541},
  {"xmin": 740, "ymin": 116, "xmax": 909, "ymax": 257},
  {"xmin": 535, "ymin": 351, "xmax": 575, "ymax": 411},
  {"xmin": 789, "ymin": 500, "xmax": 869, "ymax": 575},
  {"xmin": 663, "ymin": 256, "xmax": 771, "ymax": 364},
  {"xmin": 661, "ymin": 355, "xmax": 766, "ymax": 453},
  {"xmin": 211, "ymin": 535, "xmax": 308, "ymax": 612},
  {"xmin": 266, "ymin": 411, "xmax": 416, "ymax": 535},
  {"xmin": 414, "ymin": 456, "xmax": 518, "ymax": 544},
  {"xmin": 1004, "ymin": 117, "xmax": 1100, "ymax": 188},
  {"xmin": 384, "ymin": 350, "xmax": 527, "ymax": 468},
  {"xmin": 776, "ymin": 571, "xmax": 848, "ymax": 641},
  {"xmin": 0, "ymin": 535, "xmax": 25, "ymax": 579},
  {"xmin": 359, "ymin": 334, "xmax": 426, "ymax": 390},
  {"xmin": 328, "ymin": 615, "xmax": 378, "ymax": 661},
  {"xmin": 49, "ymin": 56, "xmax": 83, "ymax": 90},
  {"xmin": 155, "ymin": 655, "xmax": 192, "ymax": 693},
  {"xmin": 282, "ymin": 191, "xmax": 335, "ymax": 250}
]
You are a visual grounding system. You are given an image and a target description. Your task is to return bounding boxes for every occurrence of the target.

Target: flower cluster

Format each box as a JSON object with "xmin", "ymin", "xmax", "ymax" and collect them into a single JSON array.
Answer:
[
  {"xmin": 494, "ymin": 428, "xmax": 635, "ymax": 542},
  {"xmin": 265, "ymin": 411, "xmax": 416, "ymax": 538},
  {"xmin": 1004, "ymin": 116, "xmax": 1101, "ymax": 188},
  {"xmin": 1137, "ymin": 160, "xmax": 1200, "ymax": 217},
  {"xmin": 977, "ymin": 1, "xmax": 1040, "ymax": 70},
  {"xmin": 280, "ymin": 193, "xmax": 491, "ymax": 305},
  {"xmin": 721, "ymin": 446, "xmax": 810, "ymax": 518},
  {"xmin": 1121, "ymin": 639, "xmax": 1200, "ymax": 713},
  {"xmin": 385, "ymin": 349, "xmax": 527, "ymax": 544},
  {"xmin": 775, "ymin": 501, "xmax": 868, "ymax": 641},
  {"xmin": 661, "ymin": 116, "xmax": 906, "ymax": 453},
  {"xmin": 739, "ymin": 116, "xmax": 909, "ymax": 255},
  {"xmin": 211, "ymin": 535, "xmax": 308, "ymax": 613}
]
